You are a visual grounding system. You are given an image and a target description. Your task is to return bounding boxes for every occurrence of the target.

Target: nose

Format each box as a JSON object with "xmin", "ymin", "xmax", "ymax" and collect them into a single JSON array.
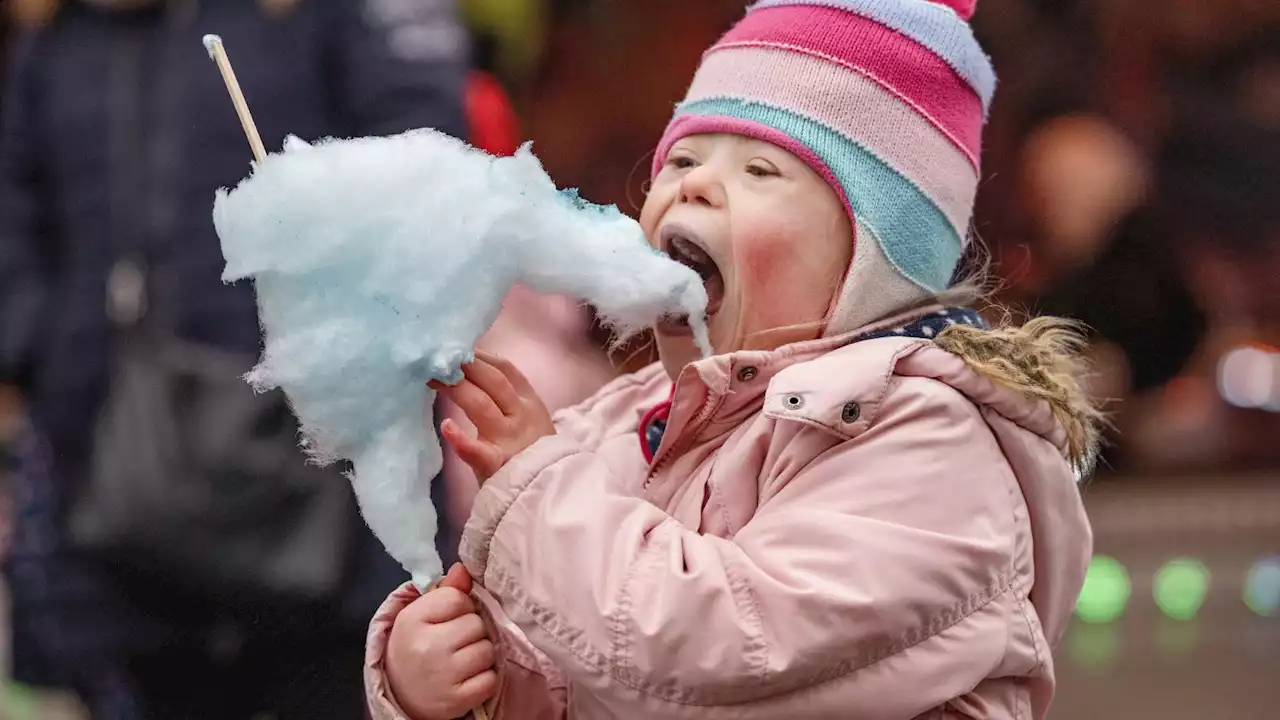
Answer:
[{"xmin": 678, "ymin": 162, "xmax": 725, "ymax": 208}]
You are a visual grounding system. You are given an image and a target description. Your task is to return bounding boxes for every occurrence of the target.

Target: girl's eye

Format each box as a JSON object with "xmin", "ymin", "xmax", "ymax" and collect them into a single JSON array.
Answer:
[
  {"xmin": 668, "ymin": 156, "xmax": 697, "ymax": 170},
  {"xmin": 747, "ymin": 163, "xmax": 779, "ymax": 178}
]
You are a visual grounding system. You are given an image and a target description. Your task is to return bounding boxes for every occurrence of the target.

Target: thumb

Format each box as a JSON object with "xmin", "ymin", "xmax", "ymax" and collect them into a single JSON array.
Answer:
[{"xmin": 438, "ymin": 562, "xmax": 473, "ymax": 594}]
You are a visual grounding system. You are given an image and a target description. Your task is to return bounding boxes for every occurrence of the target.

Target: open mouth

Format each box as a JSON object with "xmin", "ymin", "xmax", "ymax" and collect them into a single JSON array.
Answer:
[{"xmin": 658, "ymin": 225, "xmax": 724, "ymax": 335}]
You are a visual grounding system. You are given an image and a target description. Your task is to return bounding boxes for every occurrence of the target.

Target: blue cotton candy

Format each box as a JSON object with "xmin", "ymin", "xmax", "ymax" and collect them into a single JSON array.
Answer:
[{"xmin": 212, "ymin": 130, "xmax": 709, "ymax": 588}]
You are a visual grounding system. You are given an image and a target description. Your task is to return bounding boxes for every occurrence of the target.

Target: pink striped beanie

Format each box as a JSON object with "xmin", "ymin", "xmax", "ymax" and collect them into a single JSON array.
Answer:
[{"xmin": 653, "ymin": 0, "xmax": 995, "ymax": 335}]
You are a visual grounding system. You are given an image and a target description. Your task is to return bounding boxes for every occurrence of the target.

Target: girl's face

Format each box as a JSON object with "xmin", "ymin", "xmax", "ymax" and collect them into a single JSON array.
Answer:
[{"xmin": 640, "ymin": 133, "xmax": 853, "ymax": 379}]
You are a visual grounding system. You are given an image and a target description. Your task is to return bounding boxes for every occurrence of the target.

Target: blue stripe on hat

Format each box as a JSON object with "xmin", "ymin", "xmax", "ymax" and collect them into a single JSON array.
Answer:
[
  {"xmin": 677, "ymin": 97, "xmax": 963, "ymax": 292},
  {"xmin": 747, "ymin": 0, "xmax": 996, "ymax": 112}
]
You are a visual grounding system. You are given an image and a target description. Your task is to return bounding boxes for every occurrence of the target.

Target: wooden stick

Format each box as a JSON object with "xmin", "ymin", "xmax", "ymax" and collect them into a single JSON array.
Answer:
[{"xmin": 202, "ymin": 34, "xmax": 267, "ymax": 163}]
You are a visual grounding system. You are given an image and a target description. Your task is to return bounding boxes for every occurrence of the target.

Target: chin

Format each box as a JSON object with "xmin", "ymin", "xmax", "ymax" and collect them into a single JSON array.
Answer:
[{"xmin": 654, "ymin": 330, "xmax": 700, "ymax": 381}]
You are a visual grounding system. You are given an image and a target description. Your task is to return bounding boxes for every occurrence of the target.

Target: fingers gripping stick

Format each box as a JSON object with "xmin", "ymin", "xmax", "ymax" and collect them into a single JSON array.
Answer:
[
  {"xmin": 427, "ymin": 570, "xmax": 493, "ymax": 720},
  {"xmin": 201, "ymin": 35, "xmax": 490, "ymax": 720}
]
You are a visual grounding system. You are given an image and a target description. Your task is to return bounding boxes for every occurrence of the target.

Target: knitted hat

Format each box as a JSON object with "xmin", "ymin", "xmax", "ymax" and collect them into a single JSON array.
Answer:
[{"xmin": 652, "ymin": 0, "xmax": 995, "ymax": 335}]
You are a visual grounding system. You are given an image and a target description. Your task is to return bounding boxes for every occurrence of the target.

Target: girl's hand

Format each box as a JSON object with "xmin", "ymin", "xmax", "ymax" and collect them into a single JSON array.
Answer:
[
  {"xmin": 387, "ymin": 564, "xmax": 498, "ymax": 720},
  {"xmin": 433, "ymin": 351, "xmax": 555, "ymax": 484}
]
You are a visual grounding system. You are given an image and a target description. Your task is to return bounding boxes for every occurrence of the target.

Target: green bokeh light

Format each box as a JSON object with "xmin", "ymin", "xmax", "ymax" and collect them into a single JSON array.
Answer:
[
  {"xmin": 1154, "ymin": 558, "xmax": 1210, "ymax": 621},
  {"xmin": 1244, "ymin": 557, "xmax": 1280, "ymax": 618},
  {"xmin": 1075, "ymin": 555, "xmax": 1131, "ymax": 623}
]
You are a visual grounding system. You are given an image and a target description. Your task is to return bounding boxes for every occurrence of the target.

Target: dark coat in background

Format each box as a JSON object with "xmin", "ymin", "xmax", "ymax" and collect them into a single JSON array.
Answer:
[{"xmin": 0, "ymin": 0, "xmax": 468, "ymax": 717}]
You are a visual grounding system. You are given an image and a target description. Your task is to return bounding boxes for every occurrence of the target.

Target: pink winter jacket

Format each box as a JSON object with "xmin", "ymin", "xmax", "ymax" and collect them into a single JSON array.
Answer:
[{"xmin": 367, "ymin": 312, "xmax": 1095, "ymax": 719}]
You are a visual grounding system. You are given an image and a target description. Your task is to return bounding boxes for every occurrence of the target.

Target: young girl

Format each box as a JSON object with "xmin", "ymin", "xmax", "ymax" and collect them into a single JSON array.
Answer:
[{"xmin": 367, "ymin": 1, "xmax": 1099, "ymax": 717}]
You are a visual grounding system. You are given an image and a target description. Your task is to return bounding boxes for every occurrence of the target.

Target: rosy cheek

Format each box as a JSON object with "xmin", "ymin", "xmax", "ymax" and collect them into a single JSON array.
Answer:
[
  {"xmin": 737, "ymin": 232, "xmax": 841, "ymax": 328},
  {"xmin": 739, "ymin": 236, "xmax": 795, "ymax": 294},
  {"xmin": 730, "ymin": 238, "xmax": 800, "ymax": 328}
]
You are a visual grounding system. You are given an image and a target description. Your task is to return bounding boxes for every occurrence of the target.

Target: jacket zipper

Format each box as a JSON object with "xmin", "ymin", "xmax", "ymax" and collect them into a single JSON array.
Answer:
[{"xmin": 644, "ymin": 389, "xmax": 722, "ymax": 488}]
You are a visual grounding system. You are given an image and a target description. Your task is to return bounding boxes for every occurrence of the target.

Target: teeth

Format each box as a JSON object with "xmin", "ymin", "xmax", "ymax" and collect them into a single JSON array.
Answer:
[
  {"xmin": 669, "ymin": 236, "xmax": 716, "ymax": 280},
  {"xmin": 672, "ymin": 237, "xmax": 710, "ymax": 264}
]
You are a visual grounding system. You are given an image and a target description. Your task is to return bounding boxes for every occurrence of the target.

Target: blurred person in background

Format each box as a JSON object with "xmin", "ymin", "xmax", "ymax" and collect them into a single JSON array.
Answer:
[
  {"xmin": 965, "ymin": 0, "xmax": 1276, "ymax": 471},
  {"xmin": 0, "ymin": 0, "xmax": 467, "ymax": 718},
  {"xmin": 1031, "ymin": 27, "xmax": 1280, "ymax": 472},
  {"xmin": 1023, "ymin": 118, "xmax": 1209, "ymax": 469},
  {"xmin": 1127, "ymin": 27, "xmax": 1280, "ymax": 470}
]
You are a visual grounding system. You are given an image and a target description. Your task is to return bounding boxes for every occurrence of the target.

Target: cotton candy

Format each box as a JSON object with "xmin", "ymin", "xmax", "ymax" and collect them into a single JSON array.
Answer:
[{"xmin": 212, "ymin": 130, "xmax": 709, "ymax": 588}]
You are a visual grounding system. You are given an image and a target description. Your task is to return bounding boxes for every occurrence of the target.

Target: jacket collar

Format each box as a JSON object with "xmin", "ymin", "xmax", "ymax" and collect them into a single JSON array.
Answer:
[{"xmin": 645, "ymin": 305, "xmax": 985, "ymax": 466}]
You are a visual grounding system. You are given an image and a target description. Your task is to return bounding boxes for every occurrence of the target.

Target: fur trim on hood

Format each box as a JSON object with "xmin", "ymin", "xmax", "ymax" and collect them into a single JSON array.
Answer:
[{"xmin": 935, "ymin": 316, "xmax": 1106, "ymax": 476}]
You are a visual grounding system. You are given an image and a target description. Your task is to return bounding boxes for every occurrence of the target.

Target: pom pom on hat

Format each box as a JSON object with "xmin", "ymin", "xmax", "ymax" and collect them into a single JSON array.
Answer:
[{"xmin": 928, "ymin": 0, "xmax": 976, "ymax": 21}]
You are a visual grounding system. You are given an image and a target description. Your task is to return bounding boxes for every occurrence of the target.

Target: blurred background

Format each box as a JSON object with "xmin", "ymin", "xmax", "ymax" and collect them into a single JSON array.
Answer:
[{"xmin": 1, "ymin": 0, "xmax": 1278, "ymax": 718}]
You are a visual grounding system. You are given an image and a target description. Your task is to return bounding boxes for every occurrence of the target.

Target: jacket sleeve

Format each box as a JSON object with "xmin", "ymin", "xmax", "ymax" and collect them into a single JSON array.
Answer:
[
  {"xmin": 322, "ymin": 0, "xmax": 469, "ymax": 140},
  {"xmin": 0, "ymin": 32, "xmax": 51, "ymax": 390},
  {"xmin": 365, "ymin": 582, "xmax": 568, "ymax": 720},
  {"xmin": 460, "ymin": 376, "xmax": 1023, "ymax": 719}
]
